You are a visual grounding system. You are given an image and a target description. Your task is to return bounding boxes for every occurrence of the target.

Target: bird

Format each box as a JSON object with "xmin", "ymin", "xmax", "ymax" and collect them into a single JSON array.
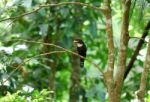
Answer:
[{"xmin": 73, "ymin": 39, "xmax": 87, "ymax": 68}]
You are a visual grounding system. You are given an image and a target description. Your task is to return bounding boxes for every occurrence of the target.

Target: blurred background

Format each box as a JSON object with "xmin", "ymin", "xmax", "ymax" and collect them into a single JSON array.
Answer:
[{"xmin": 0, "ymin": 0, "xmax": 150, "ymax": 101}]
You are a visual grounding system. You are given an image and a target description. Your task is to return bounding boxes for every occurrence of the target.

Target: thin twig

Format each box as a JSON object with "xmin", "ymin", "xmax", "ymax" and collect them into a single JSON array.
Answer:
[
  {"xmin": 2, "ymin": 51, "xmax": 66, "ymax": 84},
  {"xmin": 2, "ymin": 39, "xmax": 104, "ymax": 84},
  {"xmin": 0, "ymin": 2, "xmax": 102, "ymax": 22},
  {"xmin": 129, "ymin": 36, "xmax": 146, "ymax": 42},
  {"xmin": 0, "ymin": 19, "xmax": 16, "ymax": 35},
  {"xmin": 16, "ymin": 39, "xmax": 103, "ymax": 74}
]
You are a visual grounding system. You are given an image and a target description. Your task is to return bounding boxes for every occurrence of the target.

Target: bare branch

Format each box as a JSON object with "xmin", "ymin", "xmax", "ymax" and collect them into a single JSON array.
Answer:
[
  {"xmin": 124, "ymin": 21, "xmax": 150, "ymax": 80},
  {"xmin": 0, "ymin": 2, "xmax": 103, "ymax": 22},
  {"xmin": 102, "ymin": 0, "xmax": 115, "ymax": 99},
  {"xmin": 114, "ymin": 0, "xmax": 131, "ymax": 101},
  {"xmin": 103, "ymin": 1, "xmax": 115, "ymax": 75},
  {"xmin": 136, "ymin": 38, "xmax": 150, "ymax": 102}
]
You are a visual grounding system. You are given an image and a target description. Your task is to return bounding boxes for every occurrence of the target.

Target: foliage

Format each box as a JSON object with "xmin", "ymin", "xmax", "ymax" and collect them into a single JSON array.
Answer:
[
  {"xmin": 0, "ymin": 0, "xmax": 150, "ymax": 101},
  {"xmin": 0, "ymin": 89, "xmax": 51, "ymax": 102}
]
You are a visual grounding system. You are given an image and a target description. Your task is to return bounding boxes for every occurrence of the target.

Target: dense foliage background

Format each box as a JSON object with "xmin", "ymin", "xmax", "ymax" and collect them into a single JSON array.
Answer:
[{"xmin": 0, "ymin": 0, "xmax": 150, "ymax": 101}]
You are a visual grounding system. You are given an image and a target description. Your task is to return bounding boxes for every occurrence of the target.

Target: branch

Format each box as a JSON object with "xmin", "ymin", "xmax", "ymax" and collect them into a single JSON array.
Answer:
[
  {"xmin": 0, "ymin": 2, "xmax": 103, "ymax": 22},
  {"xmin": 2, "ymin": 51, "xmax": 66, "ymax": 84},
  {"xmin": 114, "ymin": 0, "xmax": 131, "ymax": 99},
  {"xmin": 3, "ymin": 39, "xmax": 103, "ymax": 86},
  {"xmin": 2, "ymin": 39, "xmax": 104, "ymax": 84},
  {"xmin": 136, "ymin": 38, "xmax": 150, "ymax": 102},
  {"xmin": 103, "ymin": 0, "xmax": 115, "ymax": 95},
  {"xmin": 17, "ymin": 39, "xmax": 103, "ymax": 74},
  {"xmin": 129, "ymin": 37, "xmax": 147, "ymax": 42},
  {"xmin": 124, "ymin": 21, "xmax": 150, "ymax": 80}
]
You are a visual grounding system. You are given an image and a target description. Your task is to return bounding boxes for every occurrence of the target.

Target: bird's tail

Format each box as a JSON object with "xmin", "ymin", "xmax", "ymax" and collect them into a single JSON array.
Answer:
[{"xmin": 80, "ymin": 58, "xmax": 84, "ymax": 68}]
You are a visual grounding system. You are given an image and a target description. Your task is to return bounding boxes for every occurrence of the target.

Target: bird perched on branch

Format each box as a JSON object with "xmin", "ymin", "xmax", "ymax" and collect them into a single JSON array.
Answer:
[{"xmin": 74, "ymin": 39, "xmax": 87, "ymax": 68}]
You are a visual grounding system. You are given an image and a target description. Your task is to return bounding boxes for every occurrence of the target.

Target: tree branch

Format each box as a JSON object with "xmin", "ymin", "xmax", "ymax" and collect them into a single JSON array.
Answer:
[
  {"xmin": 103, "ymin": 0, "xmax": 115, "ymax": 99},
  {"xmin": 0, "ymin": 2, "xmax": 103, "ymax": 22},
  {"xmin": 2, "ymin": 51, "xmax": 66, "ymax": 84},
  {"xmin": 136, "ymin": 37, "xmax": 150, "ymax": 102},
  {"xmin": 22, "ymin": 39, "xmax": 103, "ymax": 73},
  {"xmin": 2, "ymin": 39, "xmax": 104, "ymax": 84},
  {"xmin": 124, "ymin": 21, "xmax": 150, "ymax": 80},
  {"xmin": 114, "ymin": 0, "xmax": 131, "ymax": 101},
  {"xmin": 15, "ymin": 39, "xmax": 103, "ymax": 74}
]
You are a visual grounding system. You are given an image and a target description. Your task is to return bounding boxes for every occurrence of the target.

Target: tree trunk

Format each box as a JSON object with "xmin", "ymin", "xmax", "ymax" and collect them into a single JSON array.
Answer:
[{"xmin": 69, "ymin": 52, "xmax": 81, "ymax": 102}]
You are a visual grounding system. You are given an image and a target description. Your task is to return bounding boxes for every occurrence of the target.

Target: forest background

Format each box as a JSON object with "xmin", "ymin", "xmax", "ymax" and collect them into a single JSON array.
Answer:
[{"xmin": 0, "ymin": 0, "xmax": 150, "ymax": 102}]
